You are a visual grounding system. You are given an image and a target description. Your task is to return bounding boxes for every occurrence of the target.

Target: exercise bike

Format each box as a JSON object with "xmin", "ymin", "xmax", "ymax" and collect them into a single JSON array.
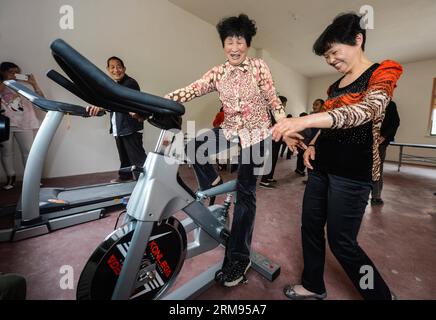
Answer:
[{"xmin": 7, "ymin": 38, "xmax": 281, "ymax": 300}]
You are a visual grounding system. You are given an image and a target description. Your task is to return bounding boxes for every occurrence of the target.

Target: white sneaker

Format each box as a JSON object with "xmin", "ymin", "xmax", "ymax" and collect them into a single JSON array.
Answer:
[
  {"xmin": 3, "ymin": 175, "xmax": 16, "ymax": 190},
  {"xmin": 3, "ymin": 184, "xmax": 14, "ymax": 190}
]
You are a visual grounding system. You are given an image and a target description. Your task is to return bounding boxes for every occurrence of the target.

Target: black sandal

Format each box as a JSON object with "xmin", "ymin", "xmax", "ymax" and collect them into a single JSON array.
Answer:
[{"xmin": 283, "ymin": 284, "xmax": 327, "ymax": 300}]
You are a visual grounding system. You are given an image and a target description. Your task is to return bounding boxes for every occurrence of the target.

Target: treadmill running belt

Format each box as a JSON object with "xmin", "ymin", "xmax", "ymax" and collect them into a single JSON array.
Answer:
[{"xmin": 58, "ymin": 182, "xmax": 136, "ymax": 203}]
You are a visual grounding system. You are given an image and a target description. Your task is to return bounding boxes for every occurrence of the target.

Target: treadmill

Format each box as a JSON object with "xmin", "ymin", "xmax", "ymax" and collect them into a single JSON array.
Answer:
[{"xmin": 0, "ymin": 77, "xmax": 136, "ymax": 241}]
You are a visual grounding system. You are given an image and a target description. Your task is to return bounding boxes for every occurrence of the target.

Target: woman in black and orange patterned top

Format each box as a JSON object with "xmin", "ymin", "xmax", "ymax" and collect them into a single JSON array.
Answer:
[{"xmin": 273, "ymin": 13, "xmax": 403, "ymax": 300}]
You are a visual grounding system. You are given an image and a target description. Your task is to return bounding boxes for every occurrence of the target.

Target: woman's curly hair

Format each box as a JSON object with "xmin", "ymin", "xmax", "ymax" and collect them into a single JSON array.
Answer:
[{"xmin": 216, "ymin": 14, "xmax": 257, "ymax": 47}]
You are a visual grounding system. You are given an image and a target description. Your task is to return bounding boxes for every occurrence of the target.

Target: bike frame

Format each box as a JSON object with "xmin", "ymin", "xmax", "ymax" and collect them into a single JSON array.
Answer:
[{"xmin": 112, "ymin": 129, "xmax": 236, "ymax": 299}]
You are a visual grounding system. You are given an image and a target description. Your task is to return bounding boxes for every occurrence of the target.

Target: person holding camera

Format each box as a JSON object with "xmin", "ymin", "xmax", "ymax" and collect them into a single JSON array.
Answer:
[{"xmin": 0, "ymin": 62, "xmax": 43, "ymax": 190}]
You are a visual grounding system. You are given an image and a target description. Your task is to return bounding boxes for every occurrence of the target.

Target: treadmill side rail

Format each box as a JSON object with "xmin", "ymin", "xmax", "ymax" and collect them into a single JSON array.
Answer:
[{"xmin": 49, "ymin": 209, "xmax": 103, "ymax": 231}]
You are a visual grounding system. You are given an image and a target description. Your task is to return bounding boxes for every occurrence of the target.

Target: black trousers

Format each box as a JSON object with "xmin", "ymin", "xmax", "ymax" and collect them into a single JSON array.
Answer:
[
  {"xmin": 300, "ymin": 170, "xmax": 392, "ymax": 300},
  {"xmin": 187, "ymin": 128, "xmax": 267, "ymax": 261},
  {"xmin": 296, "ymin": 147, "xmax": 306, "ymax": 173},
  {"xmin": 371, "ymin": 143, "xmax": 388, "ymax": 199},
  {"xmin": 115, "ymin": 132, "xmax": 147, "ymax": 180},
  {"xmin": 261, "ymin": 139, "xmax": 280, "ymax": 181},
  {"xmin": 280, "ymin": 140, "xmax": 292, "ymax": 159}
]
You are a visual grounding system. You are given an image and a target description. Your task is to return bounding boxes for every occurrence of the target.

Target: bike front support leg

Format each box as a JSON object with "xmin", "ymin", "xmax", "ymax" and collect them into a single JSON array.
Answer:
[{"xmin": 112, "ymin": 220, "xmax": 154, "ymax": 300}]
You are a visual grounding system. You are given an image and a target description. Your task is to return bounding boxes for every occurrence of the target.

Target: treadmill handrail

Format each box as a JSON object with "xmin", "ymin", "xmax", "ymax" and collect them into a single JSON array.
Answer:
[
  {"xmin": 47, "ymin": 69, "xmax": 95, "ymax": 105},
  {"xmin": 4, "ymin": 80, "xmax": 90, "ymax": 117},
  {"xmin": 50, "ymin": 39, "xmax": 185, "ymax": 117},
  {"xmin": 47, "ymin": 68, "xmax": 135, "ymax": 117}
]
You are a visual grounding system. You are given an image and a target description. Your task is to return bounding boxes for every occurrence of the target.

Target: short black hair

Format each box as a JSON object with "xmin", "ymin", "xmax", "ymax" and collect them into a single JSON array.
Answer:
[
  {"xmin": 216, "ymin": 14, "xmax": 257, "ymax": 47},
  {"xmin": 313, "ymin": 12, "xmax": 366, "ymax": 56},
  {"xmin": 107, "ymin": 56, "xmax": 125, "ymax": 68},
  {"xmin": 0, "ymin": 62, "xmax": 20, "ymax": 81},
  {"xmin": 299, "ymin": 112, "xmax": 308, "ymax": 117},
  {"xmin": 278, "ymin": 95, "xmax": 288, "ymax": 104},
  {"xmin": 314, "ymin": 98, "xmax": 325, "ymax": 105}
]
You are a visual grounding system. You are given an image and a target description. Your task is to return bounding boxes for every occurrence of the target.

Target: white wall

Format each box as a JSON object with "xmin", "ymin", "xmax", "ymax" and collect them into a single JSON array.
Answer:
[
  {"xmin": 258, "ymin": 49, "xmax": 308, "ymax": 117},
  {"xmin": 0, "ymin": 0, "xmax": 310, "ymax": 181},
  {"xmin": 0, "ymin": 0, "xmax": 224, "ymax": 180},
  {"xmin": 307, "ymin": 73, "xmax": 339, "ymax": 111},
  {"xmin": 308, "ymin": 58, "xmax": 436, "ymax": 165}
]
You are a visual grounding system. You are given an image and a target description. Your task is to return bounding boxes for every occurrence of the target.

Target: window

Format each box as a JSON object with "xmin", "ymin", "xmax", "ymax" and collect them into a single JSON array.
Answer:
[{"xmin": 430, "ymin": 78, "xmax": 436, "ymax": 135}]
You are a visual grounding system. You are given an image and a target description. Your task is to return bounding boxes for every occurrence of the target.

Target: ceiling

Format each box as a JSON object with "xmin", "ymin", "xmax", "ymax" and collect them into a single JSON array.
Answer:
[{"xmin": 169, "ymin": 0, "xmax": 436, "ymax": 77}]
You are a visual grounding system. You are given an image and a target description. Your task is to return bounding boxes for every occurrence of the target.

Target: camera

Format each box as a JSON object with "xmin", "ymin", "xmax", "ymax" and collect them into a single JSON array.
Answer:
[{"xmin": 15, "ymin": 73, "xmax": 29, "ymax": 81}]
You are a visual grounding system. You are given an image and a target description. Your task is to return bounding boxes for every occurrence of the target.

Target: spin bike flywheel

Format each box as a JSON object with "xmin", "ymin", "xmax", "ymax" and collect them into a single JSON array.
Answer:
[{"xmin": 77, "ymin": 217, "xmax": 187, "ymax": 300}]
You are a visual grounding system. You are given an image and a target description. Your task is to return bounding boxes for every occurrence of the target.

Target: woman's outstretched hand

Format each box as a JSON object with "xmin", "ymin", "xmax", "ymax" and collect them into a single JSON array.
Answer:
[
  {"xmin": 272, "ymin": 117, "xmax": 306, "ymax": 141},
  {"xmin": 272, "ymin": 117, "xmax": 307, "ymax": 153},
  {"xmin": 283, "ymin": 136, "xmax": 307, "ymax": 153},
  {"xmin": 304, "ymin": 146, "xmax": 316, "ymax": 170}
]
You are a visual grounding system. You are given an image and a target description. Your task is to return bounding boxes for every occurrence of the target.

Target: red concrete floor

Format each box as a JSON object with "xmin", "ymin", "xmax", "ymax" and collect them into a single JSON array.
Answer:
[{"xmin": 0, "ymin": 159, "xmax": 435, "ymax": 300}]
